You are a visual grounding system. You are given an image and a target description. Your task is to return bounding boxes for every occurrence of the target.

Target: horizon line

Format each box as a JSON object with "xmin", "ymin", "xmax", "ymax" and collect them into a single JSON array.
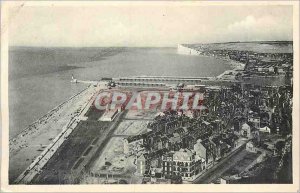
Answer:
[{"xmin": 9, "ymin": 40, "xmax": 293, "ymax": 48}]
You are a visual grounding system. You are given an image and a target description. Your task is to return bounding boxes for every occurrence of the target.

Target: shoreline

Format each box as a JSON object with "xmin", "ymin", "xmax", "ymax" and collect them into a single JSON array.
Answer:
[
  {"xmin": 177, "ymin": 44, "xmax": 245, "ymax": 79},
  {"xmin": 9, "ymin": 86, "xmax": 89, "ymax": 142},
  {"xmin": 206, "ymin": 55, "xmax": 246, "ymax": 81},
  {"xmin": 14, "ymin": 85, "xmax": 100, "ymax": 184},
  {"xmin": 9, "ymin": 85, "xmax": 96, "ymax": 182}
]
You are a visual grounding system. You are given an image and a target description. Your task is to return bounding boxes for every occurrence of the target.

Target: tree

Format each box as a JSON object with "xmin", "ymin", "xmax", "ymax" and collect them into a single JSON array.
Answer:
[{"xmin": 275, "ymin": 141, "xmax": 285, "ymax": 155}]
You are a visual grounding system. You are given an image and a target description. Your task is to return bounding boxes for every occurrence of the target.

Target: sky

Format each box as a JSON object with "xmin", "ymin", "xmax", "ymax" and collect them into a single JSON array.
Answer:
[{"xmin": 8, "ymin": 3, "xmax": 293, "ymax": 47}]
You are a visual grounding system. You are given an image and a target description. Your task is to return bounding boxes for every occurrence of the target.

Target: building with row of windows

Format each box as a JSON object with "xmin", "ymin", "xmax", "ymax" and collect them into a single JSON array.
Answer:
[{"xmin": 162, "ymin": 148, "xmax": 205, "ymax": 181}]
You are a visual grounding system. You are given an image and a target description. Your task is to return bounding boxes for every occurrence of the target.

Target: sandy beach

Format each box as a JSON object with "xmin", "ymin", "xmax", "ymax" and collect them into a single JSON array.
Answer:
[{"xmin": 9, "ymin": 85, "xmax": 97, "ymax": 182}]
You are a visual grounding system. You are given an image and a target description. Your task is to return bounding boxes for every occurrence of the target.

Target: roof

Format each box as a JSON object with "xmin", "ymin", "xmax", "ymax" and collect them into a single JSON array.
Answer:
[
  {"xmin": 194, "ymin": 141, "xmax": 206, "ymax": 152},
  {"xmin": 201, "ymin": 139, "xmax": 212, "ymax": 150},
  {"xmin": 137, "ymin": 154, "xmax": 146, "ymax": 161},
  {"xmin": 203, "ymin": 121, "xmax": 211, "ymax": 126},
  {"xmin": 173, "ymin": 149, "xmax": 194, "ymax": 161},
  {"xmin": 259, "ymin": 126, "xmax": 271, "ymax": 132},
  {"xmin": 148, "ymin": 148, "xmax": 169, "ymax": 159},
  {"xmin": 211, "ymin": 137, "xmax": 223, "ymax": 146},
  {"xmin": 126, "ymin": 135, "xmax": 143, "ymax": 143},
  {"xmin": 127, "ymin": 130, "xmax": 154, "ymax": 143},
  {"xmin": 247, "ymin": 141, "xmax": 255, "ymax": 145},
  {"xmin": 173, "ymin": 132, "xmax": 180, "ymax": 138},
  {"xmin": 176, "ymin": 127, "xmax": 187, "ymax": 135},
  {"xmin": 163, "ymin": 151, "xmax": 175, "ymax": 158},
  {"xmin": 221, "ymin": 142, "xmax": 229, "ymax": 150},
  {"xmin": 170, "ymin": 133, "xmax": 180, "ymax": 143},
  {"xmin": 241, "ymin": 123, "xmax": 250, "ymax": 130}
]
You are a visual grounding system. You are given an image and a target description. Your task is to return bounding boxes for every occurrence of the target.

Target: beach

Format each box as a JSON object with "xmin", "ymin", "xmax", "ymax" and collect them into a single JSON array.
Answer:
[{"xmin": 9, "ymin": 85, "xmax": 97, "ymax": 182}]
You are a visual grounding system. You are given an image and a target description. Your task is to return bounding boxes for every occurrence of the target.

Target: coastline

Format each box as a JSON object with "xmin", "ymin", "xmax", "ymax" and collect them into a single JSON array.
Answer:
[
  {"xmin": 177, "ymin": 44, "xmax": 245, "ymax": 79},
  {"xmin": 205, "ymin": 54, "xmax": 246, "ymax": 80},
  {"xmin": 9, "ymin": 85, "xmax": 95, "ymax": 182},
  {"xmin": 14, "ymin": 84, "xmax": 100, "ymax": 184},
  {"xmin": 9, "ymin": 86, "xmax": 88, "ymax": 143}
]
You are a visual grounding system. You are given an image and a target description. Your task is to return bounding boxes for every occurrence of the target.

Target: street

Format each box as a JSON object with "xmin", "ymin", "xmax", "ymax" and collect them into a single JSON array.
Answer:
[{"xmin": 194, "ymin": 143, "xmax": 247, "ymax": 184}]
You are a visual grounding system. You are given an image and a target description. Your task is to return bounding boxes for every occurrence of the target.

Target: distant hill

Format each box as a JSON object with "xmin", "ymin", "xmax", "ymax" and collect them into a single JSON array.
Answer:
[{"xmin": 186, "ymin": 41, "xmax": 293, "ymax": 54}]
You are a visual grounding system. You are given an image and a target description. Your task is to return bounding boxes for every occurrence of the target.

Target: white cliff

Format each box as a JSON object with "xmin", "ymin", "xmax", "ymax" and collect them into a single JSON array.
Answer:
[{"xmin": 177, "ymin": 44, "xmax": 201, "ymax": 55}]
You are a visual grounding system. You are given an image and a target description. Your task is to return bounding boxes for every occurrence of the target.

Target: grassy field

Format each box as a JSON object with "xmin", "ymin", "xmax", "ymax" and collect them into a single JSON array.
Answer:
[{"xmin": 31, "ymin": 110, "xmax": 110, "ymax": 184}]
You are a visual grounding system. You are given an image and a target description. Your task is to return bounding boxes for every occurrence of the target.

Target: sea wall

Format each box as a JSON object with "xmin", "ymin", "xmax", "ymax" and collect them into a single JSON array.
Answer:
[{"xmin": 177, "ymin": 44, "xmax": 201, "ymax": 55}]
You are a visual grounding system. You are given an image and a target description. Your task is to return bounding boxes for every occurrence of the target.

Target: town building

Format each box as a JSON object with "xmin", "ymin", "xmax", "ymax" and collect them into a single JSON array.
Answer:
[
  {"xmin": 162, "ymin": 149, "xmax": 204, "ymax": 181},
  {"xmin": 240, "ymin": 123, "xmax": 253, "ymax": 138},
  {"xmin": 246, "ymin": 141, "xmax": 257, "ymax": 153},
  {"xmin": 136, "ymin": 154, "xmax": 147, "ymax": 176},
  {"xmin": 248, "ymin": 113, "xmax": 260, "ymax": 129},
  {"xmin": 123, "ymin": 134, "xmax": 146, "ymax": 155},
  {"xmin": 259, "ymin": 126, "xmax": 271, "ymax": 134}
]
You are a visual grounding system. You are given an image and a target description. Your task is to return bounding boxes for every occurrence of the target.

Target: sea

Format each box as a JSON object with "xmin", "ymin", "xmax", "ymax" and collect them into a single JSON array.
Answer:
[{"xmin": 9, "ymin": 47, "xmax": 236, "ymax": 139}]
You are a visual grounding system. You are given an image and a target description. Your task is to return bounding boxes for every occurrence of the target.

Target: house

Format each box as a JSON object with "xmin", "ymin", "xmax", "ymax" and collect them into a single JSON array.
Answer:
[
  {"xmin": 123, "ymin": 134, "xmax": 146, "ymax": 155},
  {"xmin": 222, "ymin": 133, "xmax": 239, "ymax": 148},
  {"xmin": 211, "ymin": 120, "xmax": 222, "ymax": 134},
  {"xmin": 150, "ymin": 167, "xmax": 163, "ymax": 179},
  {"xmin": 162, "ymin": 149, "xmax": 204, "ymax": 182},
  {"xmin": 278, "ymin": 68, "xmax": 285, "ymax": 74},
  {"xmin": 233, "ymin": 116, "xmax": 245, "ymax": 135},
  {"xmin": 193, "ymin": 139, "xmax": 207, "ymax": 169},
  {"xmin": 162, "ymin": 152, "xmax": 175, "ymax": 177},
  {"xmin": 210, "ymin": 137, "xmax": 223, "ymax": 160},
  {"xmin": 136, "ymin": 154, "xmax": 147, "ymax": 176},
  {"xmin": 248, "ymin": 114, "xmax": 260, "ymax": 129},
  {"xmin": 240, "ymin": 123, "xmax": 252, "ymax": 138},
  {"xmin": 199, "ymin": 139, "xmax": 214, "ymax": 166},
  {"xmin": 259, "ymin": 126, "xmax": 271, "ymax": 134},
  {"xmin": 269, "ymin": 66, "xmax": 275, "ymax": 72},
  {"xmin": 172, "ymin": 149, "xmax": 203, "ymax": 181},
  {"xmin": 246, "ymin": 141, "xmax": 257, "ymax": 153}
]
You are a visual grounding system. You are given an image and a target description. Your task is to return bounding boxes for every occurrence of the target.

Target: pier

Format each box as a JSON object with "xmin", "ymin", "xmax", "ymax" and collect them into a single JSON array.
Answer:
[{"xmin": 114, "ymin": 76, "xmax": 213, "ymax": 83}]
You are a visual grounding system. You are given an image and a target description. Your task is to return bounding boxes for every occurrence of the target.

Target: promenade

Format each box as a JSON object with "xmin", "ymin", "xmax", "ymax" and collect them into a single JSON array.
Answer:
[{"xmin": 13, "ymin": 84, "xmax": 105, "ymax": 184}]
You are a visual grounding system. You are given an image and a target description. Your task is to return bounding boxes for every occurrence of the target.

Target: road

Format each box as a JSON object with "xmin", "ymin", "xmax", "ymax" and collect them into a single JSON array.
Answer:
[{"xmin": 194, "ymin": 143, "xmax": 247, "ymax": 184}]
